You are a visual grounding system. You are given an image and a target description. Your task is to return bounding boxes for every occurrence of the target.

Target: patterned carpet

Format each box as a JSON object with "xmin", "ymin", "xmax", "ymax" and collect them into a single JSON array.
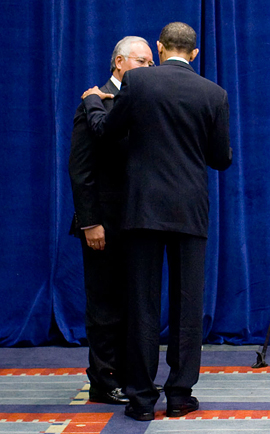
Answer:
[{"xmin": 0, "ymin": 346, "xmax": 270, "ymax": 433}]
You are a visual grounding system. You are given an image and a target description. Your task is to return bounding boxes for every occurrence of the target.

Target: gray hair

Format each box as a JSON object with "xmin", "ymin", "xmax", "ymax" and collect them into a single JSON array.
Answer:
[{"xmin": 110, "ymin": 36, "xmax": 150, "ymax": 72}]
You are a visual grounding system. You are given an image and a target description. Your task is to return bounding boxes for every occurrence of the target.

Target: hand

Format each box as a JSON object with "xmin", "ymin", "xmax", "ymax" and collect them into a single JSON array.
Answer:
[
  {"xmin": 81, "ymin": 86, "xmax": 114, "ymax": 100},
  {"xmin": 84, "ymin": 225, "xmax": 105, "ymax": 250}
]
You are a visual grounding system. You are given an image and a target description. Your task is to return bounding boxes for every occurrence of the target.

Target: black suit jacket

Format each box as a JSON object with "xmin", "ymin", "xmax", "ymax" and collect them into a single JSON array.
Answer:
[
  {"xmin": 83, "ymin": 60, "xmax": 232, "ymax": 238},
  {"xmin": 69, "ymin": 79, "xmax": 127, "ymax": 235}
]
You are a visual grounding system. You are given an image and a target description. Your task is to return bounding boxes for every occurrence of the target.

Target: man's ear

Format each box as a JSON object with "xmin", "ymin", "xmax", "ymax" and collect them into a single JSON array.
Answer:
[
  {"xmin": 156, "ymin": 40, "xmax": 164, "ymax": 56},
  {"xmin": 189, "ymin": 48, "xmax": 199, "ymax": 62},
  {"xmin": 115, "ymin": 54, "xmax": 124, "ymax": 71}
]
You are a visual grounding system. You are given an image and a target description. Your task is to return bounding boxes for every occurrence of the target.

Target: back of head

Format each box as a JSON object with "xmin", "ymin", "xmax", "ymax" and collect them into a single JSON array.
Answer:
[
  {"xmin": 159, "ymin": 22, "xmax": 196, "ymax": 54},
  {"xmin": 110, "ymin": 36, "xmax": 150, "ymax": 72}
]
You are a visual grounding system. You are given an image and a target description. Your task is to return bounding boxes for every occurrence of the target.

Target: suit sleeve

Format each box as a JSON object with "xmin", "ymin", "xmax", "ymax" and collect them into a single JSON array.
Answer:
[
  {"xmin": 69, "ymin": 104, "xmax": 102, "ymax": 230},
  {"xmin": 206, "ymin": 91, "xmax": 233, "ymax": 171},
  {"xmin": 83, "ymin": 73, "xmax": 131, "ymax": 141}
]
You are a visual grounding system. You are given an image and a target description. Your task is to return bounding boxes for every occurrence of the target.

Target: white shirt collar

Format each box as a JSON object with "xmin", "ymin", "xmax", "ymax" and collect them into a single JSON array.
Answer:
[
  {"xmin": 167, "ymin": 56, "xmax": 189, "ymax": 65},
  {"xmin": 110, "ymin": 75, "xmax": 121, "ymax": 90}
]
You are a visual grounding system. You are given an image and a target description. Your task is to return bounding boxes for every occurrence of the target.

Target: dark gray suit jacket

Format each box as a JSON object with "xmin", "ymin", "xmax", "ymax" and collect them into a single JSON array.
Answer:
[
  {"xmin": 83, "ymin": 60, "xmax": 232, "ymax": 238},
  {"xmin": 69, "ymin": 79, "xmax": 127, "ymax": 235}
]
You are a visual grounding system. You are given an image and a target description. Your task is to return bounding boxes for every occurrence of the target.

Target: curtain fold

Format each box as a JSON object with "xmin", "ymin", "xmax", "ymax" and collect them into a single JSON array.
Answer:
[{"xmin": 1, "ymin": 0, "xmax": 270, "ymax": 346}]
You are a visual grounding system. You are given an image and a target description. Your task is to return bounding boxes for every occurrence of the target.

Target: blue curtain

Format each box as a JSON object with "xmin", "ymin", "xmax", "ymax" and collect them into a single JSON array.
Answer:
[{"xmin": 1, "ymin": 0, "xmax": 270, "ymax": 346}]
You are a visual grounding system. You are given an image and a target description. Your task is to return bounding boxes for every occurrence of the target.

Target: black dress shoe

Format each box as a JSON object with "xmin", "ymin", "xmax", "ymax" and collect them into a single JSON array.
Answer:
[
  {"xmin": 166, "ymin": 396, "xmax": 199, "ymax": 417},
  {"xmin": 89, "ymin": 386, "xmax": 129, "ymax": 404},
  {"xmin": 125, "ymin": 404, "xmax": 155, "ymax": 421}
]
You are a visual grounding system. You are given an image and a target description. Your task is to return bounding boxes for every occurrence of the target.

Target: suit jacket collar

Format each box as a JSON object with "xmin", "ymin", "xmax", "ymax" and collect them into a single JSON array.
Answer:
[
  {"xmin": 161, "ymin": 59, "xmax": 195, "ymax": 73},
  {"xmin": 103, "ymin": 79, "xmax": 119, "ymax": 96}
]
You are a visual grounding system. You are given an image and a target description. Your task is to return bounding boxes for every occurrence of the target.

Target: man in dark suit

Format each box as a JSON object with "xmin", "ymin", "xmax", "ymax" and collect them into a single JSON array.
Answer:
[
  {"xmin": 69, "ymin": 36, "xmax": 153, "ymax": 404},
  {"xmin": 81, "ymin": 22, "xmax": 232, "ymax": 420}
]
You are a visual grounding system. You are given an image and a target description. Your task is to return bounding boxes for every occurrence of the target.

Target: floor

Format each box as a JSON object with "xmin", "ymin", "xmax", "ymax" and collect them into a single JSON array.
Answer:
[{"xmin": 0, "ymin": 345, "xmax": 269, "ymax": 433}]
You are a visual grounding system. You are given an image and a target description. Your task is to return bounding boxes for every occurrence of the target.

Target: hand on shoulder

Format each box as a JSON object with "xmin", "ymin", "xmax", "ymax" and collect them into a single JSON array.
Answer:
[{"xmin": 81, "ymin": 86, "xmax": 114, "ymax": 100}]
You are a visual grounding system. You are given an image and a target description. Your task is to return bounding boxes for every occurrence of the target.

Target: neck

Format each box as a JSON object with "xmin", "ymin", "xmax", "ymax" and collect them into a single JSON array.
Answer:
[
  {"xmin": 113, "ymin": 70, "xmax": 122, "ymax": 82},
  {"xmin": 164, "ymin": 51, "xmax": 190, "ymax": 62}
]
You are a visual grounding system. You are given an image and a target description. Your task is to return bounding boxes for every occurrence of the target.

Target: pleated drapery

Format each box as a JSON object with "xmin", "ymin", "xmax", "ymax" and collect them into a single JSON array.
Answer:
[{"xmin": 1, "ymin": 0, "xmax": 270, "ymax": 346}]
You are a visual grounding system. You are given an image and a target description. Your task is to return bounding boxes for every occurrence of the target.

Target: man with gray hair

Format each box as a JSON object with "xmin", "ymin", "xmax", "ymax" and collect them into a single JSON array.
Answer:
[{"xmin": 69, "ymin": 36, "xmax": 153, "ymax": 404}]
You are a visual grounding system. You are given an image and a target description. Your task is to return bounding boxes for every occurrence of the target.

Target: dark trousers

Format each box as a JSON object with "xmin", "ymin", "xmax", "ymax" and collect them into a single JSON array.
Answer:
[
  {"xmin": 124, "ymin": 229, "xmax": 207, "ymax": 411},
  {"xmin": 81, "ymin": 218, "xmax": 127, "ymax": 391}
]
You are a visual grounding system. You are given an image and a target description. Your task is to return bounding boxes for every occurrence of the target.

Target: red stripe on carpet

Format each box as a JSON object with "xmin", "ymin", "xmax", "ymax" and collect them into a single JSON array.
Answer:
[
  {"xmin": 0, "ymin": 412, "xmax": 112, "ymax": 421},
  {"xmin": 0, "ymin": 412, "xmax": 113, "ymax": 433},
  {"xmin": 0, "ymin": 368, "xmax": 86, "ymax": 375},
  {"xmin": 1, "ymin": 366, "xmax": 269, "ymax": 375},
  {"xmin": 154, "ymin": 410, "xmax": 270, "ymax": 420},
  {"xmin": 200, "ymin": 366, "xmax": 270, "ymax": 373}
]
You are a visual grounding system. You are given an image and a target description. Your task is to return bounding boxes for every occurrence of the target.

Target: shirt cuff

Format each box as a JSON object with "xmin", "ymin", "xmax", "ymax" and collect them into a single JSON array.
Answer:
[{"xmin": 81, "ymin": 224, "xmax": 99, "ymax": 230}]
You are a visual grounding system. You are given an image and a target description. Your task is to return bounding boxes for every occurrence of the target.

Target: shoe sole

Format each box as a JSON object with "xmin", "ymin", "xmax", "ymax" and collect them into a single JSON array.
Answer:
[
  {"xmin": 125, "ymin": 410, "xmax": 155, "ymax": 421},
  {"xmin": 166, "ymin": 404, "xmax": 199, "ymax": 418}
]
